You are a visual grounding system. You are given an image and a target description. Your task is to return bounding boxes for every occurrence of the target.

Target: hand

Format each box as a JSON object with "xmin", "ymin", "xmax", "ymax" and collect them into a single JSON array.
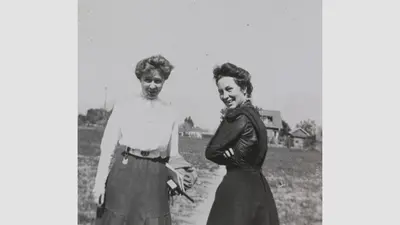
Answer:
[
  {"xmin": 176, "ymin": 171, "xmax": 186, "ymax": 192},
  {"xmin": 92, "ymin": 183, "xmax": 105, "ymax": 207},
  {"xmin": 223, "ymin": 148, "xmax": 235, "ymax": 158},
  {"xmin": 166, "ymin": 163, "xmax": 186, "ymax": 192}
]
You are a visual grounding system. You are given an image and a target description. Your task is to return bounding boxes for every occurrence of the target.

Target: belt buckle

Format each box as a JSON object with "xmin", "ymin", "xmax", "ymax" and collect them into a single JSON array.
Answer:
[
  {"xmin": 140, "ymin": 151, "xmax": 150, "ymax": 157},
  {"xmin": 122, "ymin": 148, "xmax": 129, "ymax": 165}
]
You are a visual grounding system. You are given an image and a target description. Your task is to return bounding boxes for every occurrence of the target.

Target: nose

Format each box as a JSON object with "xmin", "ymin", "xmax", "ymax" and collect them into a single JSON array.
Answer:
[
  {"xmin": 222, "ymin": 91, "xmax": 229, "ymax": 100},
  {"xmin": 149, "ymin": 82, "xmax": 156, "ymax": 89}
]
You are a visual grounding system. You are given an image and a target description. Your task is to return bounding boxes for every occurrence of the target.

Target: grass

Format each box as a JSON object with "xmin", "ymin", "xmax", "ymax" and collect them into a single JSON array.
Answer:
[{"xmin": 78, "ymin": 127, "xmax": 322, "ymax": 225}]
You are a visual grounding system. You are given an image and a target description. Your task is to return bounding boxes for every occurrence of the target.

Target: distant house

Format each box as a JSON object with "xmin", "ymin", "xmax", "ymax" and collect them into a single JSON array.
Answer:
[
  {"xmin": 289, "ymin": 128, "xmax": 311, "ymax": 149},
  {"xmin": 179, "ymin": 126, "xmax": 209, "ymax": 139},
  {"xmin": 187, "ymin": 127, "xmax": 204, "ymax": 139},
  {"xmin": 178, "ymin": 126, "xmax": 186, "ymax": 136},
  {"xmin": 259, "ymin": 109, "xmax": 283, "ymax": 144}
]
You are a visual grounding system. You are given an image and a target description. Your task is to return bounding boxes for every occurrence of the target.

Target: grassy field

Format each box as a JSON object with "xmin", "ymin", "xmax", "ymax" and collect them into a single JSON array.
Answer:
[{"xmin": 78, "ymin": 127, "xmax": 322, "ymax": 225}]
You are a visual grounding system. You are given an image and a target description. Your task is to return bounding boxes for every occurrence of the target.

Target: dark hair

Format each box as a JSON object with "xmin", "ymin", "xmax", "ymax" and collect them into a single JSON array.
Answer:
[
  {"xmin": 213, "ymin": 62, "xmax": 253, "ymax": 97},
  {"xmin": 135, "ymin": 55, "xmax": 174, "ymax": 80}
]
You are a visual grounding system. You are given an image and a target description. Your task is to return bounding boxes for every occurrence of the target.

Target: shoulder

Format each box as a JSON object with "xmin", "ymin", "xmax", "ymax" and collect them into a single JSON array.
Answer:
[
  {"xmin": 225, "ymin": 106, "xmax": 260, "ymax": 130},
  {"xmin": 158, "ymin": 97, "xmax": 172, "ymax": 108},
  {"xmin": 225, "ymin": 107, "xmax": 250, "ymax": 123},
  {"xmin": 111, "ymin": 98, "xmax": 130, "ymax": 112},
  {"xmin": 223, "ymin": 113, "xmax": 251, "ymax": 133},
  {"xmin": 158, "ymin": 98, "xmax": 179, "ymax": 120},
  {"xmin": 110, "ymin": 95, "xmax": 142, "ymax": 115}
]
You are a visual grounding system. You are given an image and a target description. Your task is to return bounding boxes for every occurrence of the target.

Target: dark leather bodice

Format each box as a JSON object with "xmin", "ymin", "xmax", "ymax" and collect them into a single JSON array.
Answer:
[{"xmin": 205, "ymin": 101, "xmax": 268, "ymax": 170}]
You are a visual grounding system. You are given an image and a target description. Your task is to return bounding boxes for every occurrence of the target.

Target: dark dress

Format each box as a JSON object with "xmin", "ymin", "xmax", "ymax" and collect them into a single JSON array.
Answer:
[
  {"xmin": 96, "ymin": 146, "xmax": 172, "ymax": 225},
  {"xmin": 205, "ymin": 101, "xmax": 280, "ymax": 225}
]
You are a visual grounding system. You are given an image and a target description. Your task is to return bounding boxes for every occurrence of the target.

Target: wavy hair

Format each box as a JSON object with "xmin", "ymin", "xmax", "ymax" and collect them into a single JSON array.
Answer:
[
  {"xmin": 213, "ymin": 62, "xmax": 253, "ymax": 97},
  {"xmin": 134, "ymin": 55, "xmax": 174, "ymax": 80}
]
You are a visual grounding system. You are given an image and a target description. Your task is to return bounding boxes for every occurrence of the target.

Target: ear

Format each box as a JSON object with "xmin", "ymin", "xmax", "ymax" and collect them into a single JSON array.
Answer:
[{"xmin": 241, "ymin": 87, "xmax": 248, "ymax": 96}]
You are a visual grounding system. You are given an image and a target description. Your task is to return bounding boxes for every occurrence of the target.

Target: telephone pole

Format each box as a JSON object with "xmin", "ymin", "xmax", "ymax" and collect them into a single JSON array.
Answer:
[{"xmin": 104, "ymin": 86, "xmax": 108, "ymax": 110}]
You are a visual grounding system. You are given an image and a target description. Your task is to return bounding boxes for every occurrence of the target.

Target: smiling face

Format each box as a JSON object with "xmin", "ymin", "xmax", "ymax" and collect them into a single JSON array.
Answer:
[
  {"xmin": 140, "ymin": 70, "xmax": 165, "ymax": 100},
  {"xmin": 217, "ymin": 77, "xmax": 247, "ymax": 109}
]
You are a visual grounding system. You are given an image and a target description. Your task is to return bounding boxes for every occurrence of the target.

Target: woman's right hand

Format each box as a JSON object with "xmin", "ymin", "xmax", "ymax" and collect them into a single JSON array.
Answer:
[{"xmin": 92, "ymin": 182, "xmax": 105, "ymax": 206}]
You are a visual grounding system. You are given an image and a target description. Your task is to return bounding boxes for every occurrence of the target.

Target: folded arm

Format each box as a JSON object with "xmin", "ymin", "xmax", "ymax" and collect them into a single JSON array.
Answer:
[{"xmin": 205, "ymin": 115, "xmax": 249, "ymax": 165}]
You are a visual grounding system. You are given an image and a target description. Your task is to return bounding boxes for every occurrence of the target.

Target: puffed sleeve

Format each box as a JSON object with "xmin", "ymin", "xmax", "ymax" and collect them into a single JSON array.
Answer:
[
  {"xmin": 166, "ymin": 107, "xmax": 187, "ymax": 163},
  {"xmin": 205, "ymin": 115, "xmax": 249, "ymax": 165},
  {"xmin": 168, "ymin": 118, "xmax": 181, "ymax": 159},
  {"xmin": 94, "ymin": 103, "xmax": 122, "ymax": 189}
]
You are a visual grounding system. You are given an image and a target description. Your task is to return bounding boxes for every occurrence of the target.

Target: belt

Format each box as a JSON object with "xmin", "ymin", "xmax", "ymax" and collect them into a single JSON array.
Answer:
[{"xmin": 124, "ymin": 146, "xmax": 161, "ymax": 158}]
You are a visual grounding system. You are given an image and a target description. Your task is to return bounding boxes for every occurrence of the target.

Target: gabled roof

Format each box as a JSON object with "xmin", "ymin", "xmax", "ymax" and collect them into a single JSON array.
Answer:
[
  {"xmin": 259, "ymin": 109, "xmax": 283, "ymax": 129},
  {"xmin": 290, "ymin": 128, "xmax": 311, "ymax": 138}
]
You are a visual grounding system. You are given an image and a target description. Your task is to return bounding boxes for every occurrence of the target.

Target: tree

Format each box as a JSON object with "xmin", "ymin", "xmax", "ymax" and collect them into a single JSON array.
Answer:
[
  {"xmin": 296, "ymin": 119, "xmax": 318, "ymax": 149},
  {"xmin": 316, "ymin": 126, "xmax": 322, "ymax": 142},
  {"xmin": 296, "ymin": 119, "xmax": 317, "ymax": 136},
  {"xmin": 184, "ymin": 116, "xmax": 195, "ymax": 128},
  {"xmin": 78, "ymin": 114, "xmax": 87, "ymax": 126},
  {"xmin": 279, "ymin": 120, "xmax": 291, "ymax": 137},
  {"xmin": 84, "ymin": 108, "xmax": 111, "ymax": 125}
]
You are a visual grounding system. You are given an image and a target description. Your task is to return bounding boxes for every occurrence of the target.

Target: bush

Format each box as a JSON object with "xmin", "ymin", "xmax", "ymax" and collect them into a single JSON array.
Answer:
[{"xmin": 303, "ymin": 135, "xmax": 317, "ymax": 150}]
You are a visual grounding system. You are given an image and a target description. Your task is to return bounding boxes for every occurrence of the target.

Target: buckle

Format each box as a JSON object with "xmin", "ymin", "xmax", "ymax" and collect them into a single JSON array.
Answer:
[{"xmin": 140, "ymin": 151, "xmax": 150, "ymax": 157}]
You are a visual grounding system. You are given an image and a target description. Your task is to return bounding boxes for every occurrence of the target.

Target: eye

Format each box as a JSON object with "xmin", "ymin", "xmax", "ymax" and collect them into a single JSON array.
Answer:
[
  {"xmin": 144, "ymin": 78, "xmax": 152, "ymax": 83},
  {"xmin": 154, "ymin": 79, "xmax": 162, "ymax": 84},
  {"xmin": 225, "ymin": 87, "xmax": 233, "ymax": 92}
]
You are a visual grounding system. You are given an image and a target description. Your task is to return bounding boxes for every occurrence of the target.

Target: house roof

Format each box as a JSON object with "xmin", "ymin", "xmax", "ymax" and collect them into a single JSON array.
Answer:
[
  {"xmin": 290, "ymin": 128, "xmax": 311, "ymax": 138},
  {"xmin": 259, "ymin": 109, "xmax": 283, "ymax": 129}
]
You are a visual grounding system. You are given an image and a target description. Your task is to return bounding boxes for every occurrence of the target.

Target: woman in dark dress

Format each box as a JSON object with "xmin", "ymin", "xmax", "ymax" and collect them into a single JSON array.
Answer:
[{"xmin": 205, "ymin": 63, "xmax": 280, "ymax": 225}]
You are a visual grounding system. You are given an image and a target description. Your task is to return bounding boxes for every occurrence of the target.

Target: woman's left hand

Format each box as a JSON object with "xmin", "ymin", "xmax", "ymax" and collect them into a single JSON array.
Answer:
[
  {"xmin": 176, "ymin": 172, "xmax": 185, "ymax": 192},
  {"xmin": 223, "ymin": 148, "xmax": 235, "ymax": 158},
  {"xmin": 166, "ymin": 163, "xmax": 186, "ymax": 192}
]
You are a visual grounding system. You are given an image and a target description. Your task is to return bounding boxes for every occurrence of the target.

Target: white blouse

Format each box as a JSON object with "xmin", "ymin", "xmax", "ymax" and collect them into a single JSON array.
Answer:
[{"xmin": 94, "ymin": 94, "xmax": 182, "ymax": 186}]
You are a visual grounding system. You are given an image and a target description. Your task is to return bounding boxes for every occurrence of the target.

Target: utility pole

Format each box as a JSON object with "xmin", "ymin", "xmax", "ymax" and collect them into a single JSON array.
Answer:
[{"xmin": 104, "ymin": 86, "xmax": 108, "ymax": 110}]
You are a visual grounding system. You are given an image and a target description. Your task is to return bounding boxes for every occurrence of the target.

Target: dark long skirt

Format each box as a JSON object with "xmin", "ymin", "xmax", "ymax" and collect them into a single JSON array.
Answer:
[
  {"xmin": 97, "ymin": 147, "xmax": 171, "ymax": 225},
  {"xmin": 206, "ymin": 169, "xmax": 280, "ymax": 225}
]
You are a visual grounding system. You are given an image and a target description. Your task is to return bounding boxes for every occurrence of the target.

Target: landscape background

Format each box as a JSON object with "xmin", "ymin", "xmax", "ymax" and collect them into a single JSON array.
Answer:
[{"xmin": 78, "ymin": 122, "xmax": 322, "ymax": 225}]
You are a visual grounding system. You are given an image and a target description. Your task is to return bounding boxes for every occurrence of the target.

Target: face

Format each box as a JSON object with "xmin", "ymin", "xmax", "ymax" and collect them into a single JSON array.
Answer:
[
  {"xmin": 217, "ymin": 77, "xmax": 247, "ymax": 109},
  {"xmin": 140, "ymin": 70, "xmax": 165, "ymax": 99}
]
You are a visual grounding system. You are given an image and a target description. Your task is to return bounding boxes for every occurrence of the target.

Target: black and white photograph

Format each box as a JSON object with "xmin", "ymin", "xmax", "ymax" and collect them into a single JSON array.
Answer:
[
  {"xmin": 78, "ymin": 0, "xmax": 321, "ymax": 224},
  {"xmin": 3, "ymin": 0, "xmax": 400, "ymax": 225}
]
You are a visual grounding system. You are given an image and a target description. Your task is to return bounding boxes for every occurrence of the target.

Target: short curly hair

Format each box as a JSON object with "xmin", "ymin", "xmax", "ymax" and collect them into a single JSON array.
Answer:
[
  {"xmin": 213, "ymin": 62, "xmax": 253, "ymax": 97},
  {"xmin": 134, "ymin": 55, "xmax": 174, "ymax": 80}
]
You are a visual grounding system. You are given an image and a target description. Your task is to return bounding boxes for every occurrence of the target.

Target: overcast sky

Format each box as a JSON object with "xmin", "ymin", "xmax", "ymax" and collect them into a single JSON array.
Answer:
[{"xmin": 78, "ymin": 0, "xmax": 321, "ymax": 130}]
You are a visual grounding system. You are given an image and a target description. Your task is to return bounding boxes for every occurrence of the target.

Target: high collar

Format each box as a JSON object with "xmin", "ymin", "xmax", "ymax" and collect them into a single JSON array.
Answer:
[
  {"xmin": 225, "ymin": 99, "xmax": 254, "ymax": 121},
  {"xmin": 236, "ymin": 99, "xmax": 253, "ymax": 109},
  {"xmin": 139, "ymin": 92, "xmax": 159, "ymax": 101},
  {"xmin": 137, "ymin": 92, "xmax": 161, "ymax": 109}
]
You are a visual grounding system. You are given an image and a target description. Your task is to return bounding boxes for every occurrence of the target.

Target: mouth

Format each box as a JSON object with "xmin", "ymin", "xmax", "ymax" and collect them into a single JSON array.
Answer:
[
  {"xmin": 224, "ymin": 98, "xmax": 235, "ymax": 108},
  {"xmin": 148, "ymin": 90, "xmax": 158, "ymax": 96}
]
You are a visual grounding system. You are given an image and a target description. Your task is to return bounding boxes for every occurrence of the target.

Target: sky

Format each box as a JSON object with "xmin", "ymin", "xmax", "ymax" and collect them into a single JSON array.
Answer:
[{"xmin": 78, "ymin": 0, "xmax": 322, "ymax": 131}]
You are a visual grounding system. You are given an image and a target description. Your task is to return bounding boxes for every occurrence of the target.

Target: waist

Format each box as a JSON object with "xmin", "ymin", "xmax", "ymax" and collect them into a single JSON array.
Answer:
[
  {"xmin": 226, "ymin": 166, "xmax": 261, "ymax": 173},
  {"xmin": 123, "ymin": 146, "xmax": 167, "ymax": 159}
]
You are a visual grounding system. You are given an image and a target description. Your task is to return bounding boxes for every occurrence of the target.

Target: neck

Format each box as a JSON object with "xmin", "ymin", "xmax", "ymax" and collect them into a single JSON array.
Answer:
[
  {"xmin": 238, "ymin": 98, "xmax": 251, "ymax": 108},
  {"xmin": 140, "ymin": 91, "xmax": 158, "ymax": 101}
]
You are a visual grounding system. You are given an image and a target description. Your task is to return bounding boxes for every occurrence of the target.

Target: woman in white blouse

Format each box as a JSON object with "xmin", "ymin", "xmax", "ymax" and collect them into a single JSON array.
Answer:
[{"xmin": 93, "ymin": 55, "xmax": 187, "ymax": 225}]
